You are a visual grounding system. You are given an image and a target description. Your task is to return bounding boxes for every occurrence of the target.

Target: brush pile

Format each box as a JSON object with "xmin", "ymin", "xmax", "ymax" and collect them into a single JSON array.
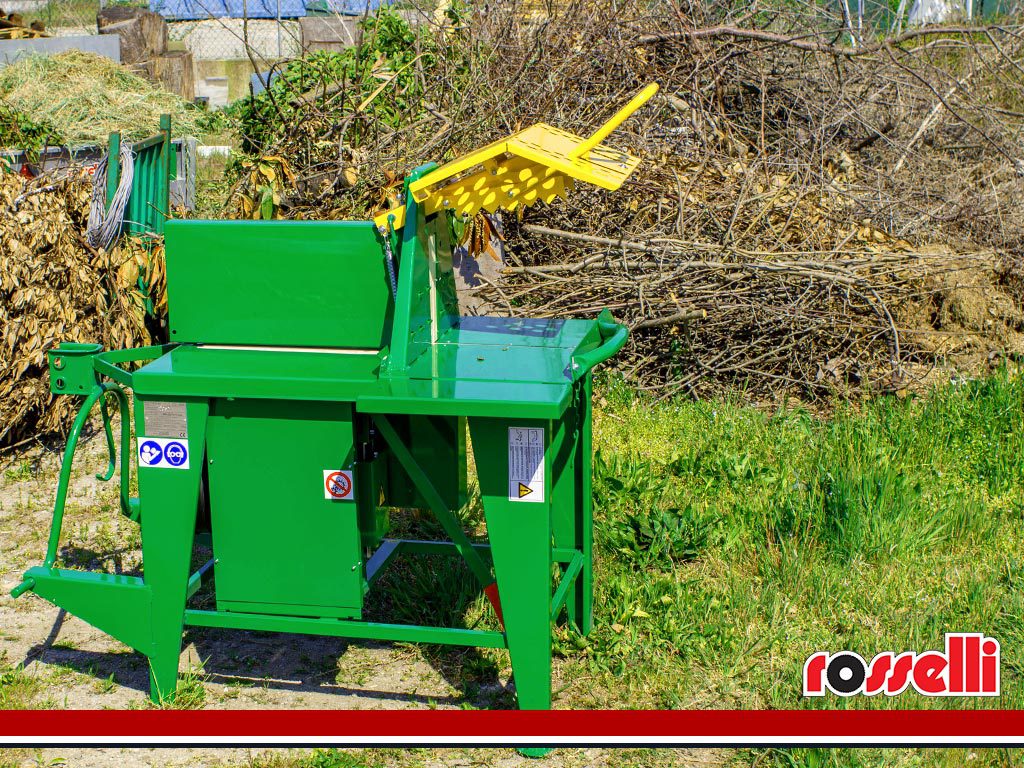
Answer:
[
  {"xmin": 212, "ymin": 3, "xmax": 1024, "ymax": 397},
  {"xmin": 0, "ymin": 50, "xmax": 202, "ymax": 147},
  {"xmin": 0, "ymin": 169, "xmax": 152, "ymax": 448}
]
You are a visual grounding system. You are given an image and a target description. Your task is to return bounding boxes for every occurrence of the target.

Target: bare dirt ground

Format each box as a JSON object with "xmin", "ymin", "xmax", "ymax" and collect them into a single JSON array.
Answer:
[
  {"xmin": 0, "ymin": 416, "xmax": 518, "ymax": 713},
  {"xmin": 0, "ymin": 746, "xmax": 728, "ymax": 768},
  {"xmin": 0, "ymin": 418, "xmax": 731, "ymax": 768}
]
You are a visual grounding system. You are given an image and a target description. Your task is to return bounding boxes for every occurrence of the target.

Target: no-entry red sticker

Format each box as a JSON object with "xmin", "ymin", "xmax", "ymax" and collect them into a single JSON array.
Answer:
[{"xmin": 323, "ymin": 469, "xmax": 353, "ymax": 500}]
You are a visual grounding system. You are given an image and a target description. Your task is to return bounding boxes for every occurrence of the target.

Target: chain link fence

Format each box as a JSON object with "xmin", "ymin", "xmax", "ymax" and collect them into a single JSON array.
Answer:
[
  {"xmin": 13, "ymin": 0, "xmax": 384, "ymax": 105},
  {"xmin": 17, "ymin": 0, "xmax": 1021, "ymax": 108},
  {"xmin": 14, "ymin": 0, "xmax": 112, "ymax": 34}
]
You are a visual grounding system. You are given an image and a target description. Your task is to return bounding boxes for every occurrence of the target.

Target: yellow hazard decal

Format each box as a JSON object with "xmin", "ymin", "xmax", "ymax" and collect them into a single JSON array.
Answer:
[{"xmin": 508, "ymin": 427, "xmax": 545, "ymax": 503}]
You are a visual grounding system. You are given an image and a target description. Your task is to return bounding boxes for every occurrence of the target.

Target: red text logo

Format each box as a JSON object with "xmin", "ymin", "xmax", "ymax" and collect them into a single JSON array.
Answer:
[{"xmin": 803, "ymin": 634, "xmax": 999, "ymax": 697}]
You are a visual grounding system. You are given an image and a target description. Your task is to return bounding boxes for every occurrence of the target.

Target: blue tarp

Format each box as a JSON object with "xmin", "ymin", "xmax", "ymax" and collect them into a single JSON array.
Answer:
[
  {"xmin": 151, "ymin": 0, "xmax": 385, "ymax": 20},
  {"xmin": 150, "ymin": 0, "xmax": 307, "ymax": 20},
  {"xmin": 317, "ymin": 0, "xmax": 384, "ymax": 13}
]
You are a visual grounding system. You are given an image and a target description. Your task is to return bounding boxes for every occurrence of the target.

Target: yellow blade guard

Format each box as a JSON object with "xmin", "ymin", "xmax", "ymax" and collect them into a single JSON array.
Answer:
[{"xmin": 374, "ymin": 82, "xmax": 660, "ymax": 231}]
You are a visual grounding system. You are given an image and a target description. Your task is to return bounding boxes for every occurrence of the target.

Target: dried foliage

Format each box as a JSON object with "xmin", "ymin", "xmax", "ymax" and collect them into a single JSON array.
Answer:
[
  {"xmin": 0, "ymin": 170, "xmax": 152, "ymax": 447},
  {"xmin": 181, "ymin": 5, "xmax": 1024, "ymax": 400},
  {"xmin": 0, "ymin": 51, "xmax": 202, "ymax": 147},
  {"xmin": 225, "ymin": 1, "xmax": 1024, "ymax": 399}
]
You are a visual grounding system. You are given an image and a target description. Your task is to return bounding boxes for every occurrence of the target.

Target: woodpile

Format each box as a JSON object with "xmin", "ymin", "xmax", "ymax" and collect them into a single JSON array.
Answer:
[
  {"xmin": 145, "ymin": 51, "xmax": 195, "ymax": 104},
  {"xmin": 98, "ymin": 7, "xmax": 194, "ymax": 101},
  {"xmin": 230, "ymin": 2, "xmax": 1024, "ymax": 399},
  {"xmin": 98, "ymin": 7, "xmax": 166, "ymax": 64},
  {"xmin": 0, "ymin": 12, "xmax": 46, "ymax": 39}
]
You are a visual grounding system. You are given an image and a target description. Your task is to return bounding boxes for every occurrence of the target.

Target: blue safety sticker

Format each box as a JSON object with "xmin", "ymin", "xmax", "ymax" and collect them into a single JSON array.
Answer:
[{"xmin": 139, "ymin": 436, "xmax": 190, "ymax": 469}]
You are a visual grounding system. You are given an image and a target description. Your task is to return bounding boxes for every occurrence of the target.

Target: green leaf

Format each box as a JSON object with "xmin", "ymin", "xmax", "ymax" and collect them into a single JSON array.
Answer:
[{"xmin": 259, "ymin": 185, "xmax": 274, "ymax": 220}]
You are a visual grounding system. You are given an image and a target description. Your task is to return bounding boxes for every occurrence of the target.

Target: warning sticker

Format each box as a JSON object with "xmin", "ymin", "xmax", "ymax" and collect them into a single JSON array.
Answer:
[
  {"xmin": 324, "ymin": 469, "xmax": 354, "ymax": 500},
  {"xmin": 138, "ymin": 436, "xmax": 190, "ymax": 470},
  {"xmin": 508, "ymin": 427, "xmax": 545, "ymax": 503}
]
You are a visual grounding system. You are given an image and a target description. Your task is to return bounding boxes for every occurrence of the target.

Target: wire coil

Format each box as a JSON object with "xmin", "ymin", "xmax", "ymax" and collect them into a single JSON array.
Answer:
[{"xmin": 86, "ymin": 142, "xmax": 134, "ymax": 250}]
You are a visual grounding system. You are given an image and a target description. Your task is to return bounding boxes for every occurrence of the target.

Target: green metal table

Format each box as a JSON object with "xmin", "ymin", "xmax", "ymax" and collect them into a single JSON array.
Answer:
[{"xmin": 13, "ymin": 169, "xmax": 628, "ymax": 710}]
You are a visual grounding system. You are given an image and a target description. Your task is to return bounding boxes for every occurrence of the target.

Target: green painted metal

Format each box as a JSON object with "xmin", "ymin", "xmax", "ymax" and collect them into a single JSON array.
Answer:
[
  {"xmin": 385, "ymin": 164, "xmax": 440, "ymax": 374},
  {"xmin": 48, "ymin": 342, "xmax": 102, "ymax": 395},
  {"xmin": 133, "ymin": 396, "xmax": 207, "ymax": 700},
  {"xmin": 164, "ymin": 220, "xmax": 393, "ymax": 349},
  {"xmin": 120, "ymin": 114, "xmax": 175, "ymax": 239},
  {"xmin": 184, "ymin": 609, "xmax": 507, "ymax": 648},
  {"xmin": 204, "ymin": 398, "xmax": 363, "ymax": 619},
  {"xmin": 380, "ymin": 414, "xmax": 466, "ymax": 513},
  {"xmin": 516, "ymin": 749, "xmax": 553, "ymax": 759},
  {"xmin": 14, "ymin": 158, "xmax": 628, "ymax": 709},
  {"xmin": 93, "ymin": 344, "xmax": 174, "ymax": 386},
  {"xmin": 550, "ymin": 552, "xmax": 584, "ymax": 623},
  {"xmin": 21, "ymin": 567, "xmax": 152, "ymax": 652},
  {"xmin": 132, "ymin": 344, "xmax": 386, "ymax": 400},
  {"xmin": 99, "ymin": 116, "xmax": 178, "ymax": 317},
  {"xmin": 468, "ymin": 416, "xmax": 555, "ymax": 710},
  {"xmin": 40, "ymin": 380, "xmax": 132, "ymax": 568},
  {"xmin": 374, "ymin": 414, "xmax": 494, "ymax": 591}
]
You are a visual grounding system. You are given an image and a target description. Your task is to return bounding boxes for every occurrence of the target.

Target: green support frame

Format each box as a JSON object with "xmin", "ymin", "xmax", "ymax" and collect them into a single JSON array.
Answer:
[{"xmin": 11, "ymin": 159, "xmax": 624, "ymax": 710}]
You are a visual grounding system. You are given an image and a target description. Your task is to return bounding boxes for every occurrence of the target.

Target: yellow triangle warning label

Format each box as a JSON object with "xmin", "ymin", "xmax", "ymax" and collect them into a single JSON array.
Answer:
[{"xmin": 508, "ymin": 427, "xmax": 545, "ymax": 502}]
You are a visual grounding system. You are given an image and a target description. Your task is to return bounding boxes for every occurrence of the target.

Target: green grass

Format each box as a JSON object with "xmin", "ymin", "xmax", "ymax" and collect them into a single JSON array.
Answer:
[
  {"xmin": 195, "ymin": 746, "xmax": 1024, "ymax": 768},
  {"xmin": 576, "ymin": 370, "xmax": 1023, "ymax": 712},
  {"xmin": 1, "ymin": 372, "xmax": 1020, "ymax": 767},
  {"xmin": 0, "ymin": 653, "xmax": 42, "ymax": 710},
  {"xmin": 158, "ymin": 665, "xmax": 208, "ymax": 710}
]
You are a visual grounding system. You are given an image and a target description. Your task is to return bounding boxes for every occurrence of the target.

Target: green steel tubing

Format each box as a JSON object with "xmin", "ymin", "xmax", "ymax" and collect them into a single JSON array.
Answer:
[
  {"xmin": 550, "ymin": 552, "xmax": 584, "ymax": 622},
  {"xmin": 92, "ymin": 344, "xmax": 176, "ymax": 385},
  {"xmin": 106, "ymin": 385, "xmax": 133, "ymax": 521},
  {"xmin": 97, "ymin": 395, "xmax": 117, "ymax": 482},
  {"xmin": 570, "ymin": 311, "xmax": 628, "ymax": 382},
  {"xmin": 44, "ymin": 381, "xmax": 132, "ymax": 567},
  {"xmin": 10, "ymin": 578, "xmax": 34, "ymax": 598},
  {"xmin": 184, "ymin": 609, "xmax": 508, "ymax": 649},
  {"xmin": 373, "ymin": 414, "xmax": 495, "ymax": 589}
]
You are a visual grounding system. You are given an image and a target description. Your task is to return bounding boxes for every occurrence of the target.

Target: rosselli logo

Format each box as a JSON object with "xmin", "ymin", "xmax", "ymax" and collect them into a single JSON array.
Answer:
[{"xmin": 803, "ymin": 633, "xmax": 999, "ymax": 697}]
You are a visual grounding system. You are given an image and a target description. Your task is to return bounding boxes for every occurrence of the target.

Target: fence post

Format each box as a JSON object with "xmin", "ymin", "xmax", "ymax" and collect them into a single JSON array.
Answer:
[
  {"xmin": 106, "ymin": 131, "xmax": 121, "ymax": 209},
  {"xmin": 159, "ymin": 113, "xmax": 172, "ymax": 235}
]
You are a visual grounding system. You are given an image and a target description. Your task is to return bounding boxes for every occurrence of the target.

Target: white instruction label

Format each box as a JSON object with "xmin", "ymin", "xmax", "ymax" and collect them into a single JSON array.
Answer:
[
  {"xmin": 508, "ymin": 427, "xmax": 545, "ymax": 503},
  {"xmin": 138, "ymin": 437, "xmax": 190, "ymax": 470},
  {"xmin": 324, "ymin": 469, "xmax": 354, "ymax": 500}
]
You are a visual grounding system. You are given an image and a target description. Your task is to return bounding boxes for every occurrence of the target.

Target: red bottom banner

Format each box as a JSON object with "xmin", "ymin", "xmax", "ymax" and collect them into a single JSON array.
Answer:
[{"xmin": 2, "ymin": 710, "xmax": 1024, "ymax": 746}]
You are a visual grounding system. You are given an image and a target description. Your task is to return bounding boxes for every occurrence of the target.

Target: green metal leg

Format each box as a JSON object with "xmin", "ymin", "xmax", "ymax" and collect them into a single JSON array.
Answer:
[
  {"xmin": 517, "ymin": 749, "xmax": 553, "ymax": 758},
  {"xmin": 549, "ymin": 379, "xmax": 593, "ymax": 636},
  {"xmin": 136, "ymin": 399, "xmax": 208, "ymax": 703},
  {"xmin": 468, "ymin": 417, "xmax": 553, "ymax": 710},
  {"xmin": 576, "ymin": 375, "xmax": 595, "ymax": 635}
]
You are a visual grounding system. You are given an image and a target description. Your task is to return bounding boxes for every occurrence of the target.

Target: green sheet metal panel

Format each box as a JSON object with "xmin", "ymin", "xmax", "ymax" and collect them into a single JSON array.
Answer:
[
  {"xmin": 164, "ymin": 220, "xmax": 393, "ymax": 349},
  {"xmin": 401, "ymin": 213, "xmax": 460, "ymax": 367},
  {"xmin": 356, "ymin": 380, "xmax": 571, "ymax": 419},
  {"xmin": 132, "ymin": 345, "xmax": 386, "ymax": 401},
  {"xmin": 205, "ymin": 398, "xmax": 364, "ymax": 619},
  {"xmin": 380, "ymin": 414, "xmax": 466, "ymax": 513}
]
